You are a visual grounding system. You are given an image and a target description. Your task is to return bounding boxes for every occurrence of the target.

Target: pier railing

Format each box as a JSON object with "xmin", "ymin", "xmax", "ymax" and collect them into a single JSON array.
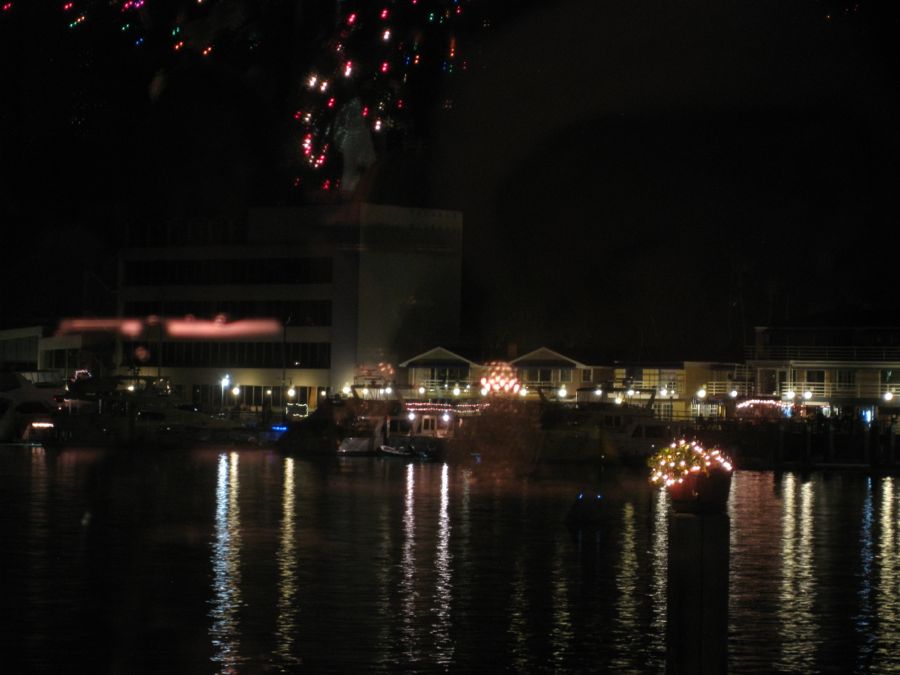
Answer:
[{"xmin": 746, "ymin": 345, "xmax": 900, "ymax": 362}]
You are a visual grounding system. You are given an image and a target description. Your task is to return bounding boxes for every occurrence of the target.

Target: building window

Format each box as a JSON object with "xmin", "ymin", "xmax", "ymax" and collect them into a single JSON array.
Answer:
[
  {"xmin": 430, "ymin": 366, "xmax": 469, "ymax": 383},
  {"xmin": 582, "ymin": 369, "xmax": 592, "ymax": 383},
  {"xmin": 526, "ymin": 368, "xmax": 552, "ymax": 383},
  {"xmin": 836, "ymin": 369, "xmax": 856, "ymax": 386},
  {"xmin": 559, "ymin": 369, "xmax": 572, "ymax": 383},
  {"xmin": 124, "ymin": 258, "xmax": 333, "ymax": 287},
  {"xmin": 806, "ymin": 370, "xmax": 825, "ymax": 384}
]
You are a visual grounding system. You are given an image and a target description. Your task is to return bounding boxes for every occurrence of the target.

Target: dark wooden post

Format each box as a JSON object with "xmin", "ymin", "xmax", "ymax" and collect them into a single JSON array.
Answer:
[{"xmin": 667, "ymin": 512, "xmax": 729, "ymax": 674}]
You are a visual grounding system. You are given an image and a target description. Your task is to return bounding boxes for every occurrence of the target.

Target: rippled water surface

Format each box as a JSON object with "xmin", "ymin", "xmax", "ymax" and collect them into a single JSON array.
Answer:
[{"xmin": 1, "ymin": 446, "xmax": 898, "ymax": 673}]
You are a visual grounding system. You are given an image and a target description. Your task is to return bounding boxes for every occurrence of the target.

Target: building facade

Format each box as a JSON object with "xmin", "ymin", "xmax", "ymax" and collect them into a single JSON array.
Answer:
[
  {"xmin": 746, "ymin": 326, "xmax": 900, "ymax": 421},
  {"xmin": 116, "ymin": 203, "xmax": 462, "ymax": 412}
]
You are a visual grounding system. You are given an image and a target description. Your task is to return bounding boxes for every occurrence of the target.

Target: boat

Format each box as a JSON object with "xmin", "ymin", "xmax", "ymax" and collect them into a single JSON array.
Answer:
[
  {"xmin": 41, "ymin": 374, "xmax": 256, "ymax": 447},
  {"xmin": 0, "ymin": 373, "xmax": 65, "ymax": 443},
  {"xmin": 374, "ymin": 414, "xmax": 445, "ymax": 460},
  {"xmin": 537, "ymin": 399, "xmax": 673, "ymax": 465}
]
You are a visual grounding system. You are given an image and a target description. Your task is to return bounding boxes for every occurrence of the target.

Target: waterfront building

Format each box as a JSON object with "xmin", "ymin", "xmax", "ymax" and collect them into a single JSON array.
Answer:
[
  {"xmin": 746, "ymin": 325, "xmax": 900, "ymax": 421},
  {"xmin": 0, "ymin": 325, "xmax": 112, "ymax": 383},
  {"xmin": 398, "ymin": 346, "xmax": 481, "ymax": 399},
  {"xmin": 116, "ymin": 203, "xmax": 462, "ymax": 412}
]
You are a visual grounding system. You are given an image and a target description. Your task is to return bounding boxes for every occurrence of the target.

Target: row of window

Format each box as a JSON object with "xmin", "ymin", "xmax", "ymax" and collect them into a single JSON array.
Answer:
[
  {"xmin": 41, "ymin": 349, "xmax": 80, "ymax": 370},
  {"xmin": 123, "ymin": 258, "xmax": 332, "ymax": 286},
  {"xmin": 123, "ymin": 300, "xmax": 332, "ymax": 326},
  {"xmin": 193, "ymin": 384, "xmax": 311, "ymax": 408},
  {"xmin": 122, "ymin": 341, "xmax": 331, "ymax": 369},
  {"xmin": 419, "ymin": 367, "xmax": 594, "ymax": 384}
]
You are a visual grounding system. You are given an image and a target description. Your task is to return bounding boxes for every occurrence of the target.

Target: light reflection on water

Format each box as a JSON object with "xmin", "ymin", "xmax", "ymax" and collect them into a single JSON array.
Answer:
[
  {"xmin": 432, "ymin": 463, "xmax": 453, "ymax": 665},
  {"xmin": 855, "ymin": 476, "xmax": 875, "ymax": 671},
  {"xmin": 274, "ymin": 456, "xmax": 300, "ymax": 671},
  {"xmin": 612, "ymin": 501, "xmax": 639, "ymax": 672},
  {"xmin": 3, "ymin": 448, "xmax": 900, "ymax": 673},
  {"xmin": 400, "ymin": 462, "xmax": 417, "ymax": 663},
  {"xmin": 650, "ymin": 486, "xmax": 668, "ymax": 661},
  {"xmin": 876, "ymin": 477, "xmax": 897, "ymax": 669},
  {"xmin": 209, "ymin": 452, "xmax": 243, "ymax": 674},
  {"xmin": 776, "ymin": 474, "xmax": 818, "ymax": 672}
]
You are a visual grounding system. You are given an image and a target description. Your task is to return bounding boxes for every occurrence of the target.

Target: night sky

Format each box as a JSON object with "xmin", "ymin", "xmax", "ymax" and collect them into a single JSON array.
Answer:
[{"xmin": 2, "ymin": 0, "xmax": 898, "ymax": 361}]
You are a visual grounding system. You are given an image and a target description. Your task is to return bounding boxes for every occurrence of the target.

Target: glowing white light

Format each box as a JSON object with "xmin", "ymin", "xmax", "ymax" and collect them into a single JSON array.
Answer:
[
  {"xmin": 452, "ymin": 386, "xmax": 461, "ymax": 396},
  {"xmin": 803, "ymin": 390, "xmax": 812, "ymax": 400},
  {"xmin": 232, "ymin": 386, "xmax": 240, "ymax": 396},
  {"xmin": 407, "ymin": 412, "xmax": 416, "ymax": 421},
  {"xmin": 519, "ymin": 387, "xmax": 528, "ymax": 397},
  {"xmin": 615, "ymin": 396, "xmax": 623, "ymax": 405},
  {"xmin": 342, "ymin": 386, "xmax": 351, "ymax": 395},
  {"xmin": 127, "ymin": 385, "xmax": 135, "ymax": 392},
  {"xmin": 884, "ymin": 391, "xmax": 894, "ymax": 401},
  {"xmin": 418, "ymin": 386, "xmax": 426, "ymax": 395},
  {"xmin": 442, "ymin": 412, "xmax": 450, "ymax": 422},
  {"xmin": 221, "ymin": 375, "xmax": 230, "ymax": 387},
  {"xmin": 480, "ymin": 388, "xmax": 489, "ymax": 396},
  {"xmin": 627, "ymin": 388, "xmax": 635, "ymax": 397},
  {"xmin": 786, "ymin": 390, "xmax": 796, "ymax": 400},
  {"xmin": 385, "ymin": 386, "xmax": 393, "ymax": 395},
  {"xmin": 696, "ymin": 388, "xmax": 707, "ymax": 399},
  {"xmin": 362, "ymin": 388, "xmax": 369, "ymax": 396},
  {"xmin": 660, "ymin": 387, "xmax": 668, "ymax": 397},
  {"xmin": 308, "ymin": 74, "xmax": 317, "ymax": 87},
  {"xmin": 320, "ymin": 390, "xmax": 327, "ymax": 397},
  {"xmin": 288, "ymin": 387, "xmax": 296, "ymax": 398},
  {"xmin": 558, "ymin": 386, "xmax": 568, "ymax": 398},
  {"xmin": 730, "ymin": 389, "xmax": 738, "ymax": 398},
  {"xmin": 594, "ymin": 388, "xmax": 603, "ymax": 396}
]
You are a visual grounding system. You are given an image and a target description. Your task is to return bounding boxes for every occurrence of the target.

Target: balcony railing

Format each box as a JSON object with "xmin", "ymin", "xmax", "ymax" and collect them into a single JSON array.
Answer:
[
  {"xmin": 411, "ymin": 379, "xmax": 479, "ymax": 396},
  {"xmin": 772, "ymin": 382, "xmax": 897, "ymax": 401},
  {"xmin": 747, "ymin": 345, "xmax": 900, "ymax": 362}
]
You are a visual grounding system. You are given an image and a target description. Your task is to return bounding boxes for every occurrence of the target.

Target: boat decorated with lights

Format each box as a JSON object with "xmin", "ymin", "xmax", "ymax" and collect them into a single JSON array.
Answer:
[{"xmin": 649, "ymin": 439, "xmax": 734, "ymax": 513}]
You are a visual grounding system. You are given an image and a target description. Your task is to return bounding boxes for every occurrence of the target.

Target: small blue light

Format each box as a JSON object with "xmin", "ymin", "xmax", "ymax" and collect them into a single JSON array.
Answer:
[
  {"xmin": 271, "ymin": 425, "xmax": 288, "ymax": 432},
  {"xmin": 578, "ymin": 492, "xmax": 584, "ymax": 500}
]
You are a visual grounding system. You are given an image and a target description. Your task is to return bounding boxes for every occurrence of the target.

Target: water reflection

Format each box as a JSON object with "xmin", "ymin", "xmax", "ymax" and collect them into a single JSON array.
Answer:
[
  {"xmin": 8, "ymin": 452, "xmax": 900, "ymax": 673},
  {"xmin": 432, "ymin": 463, "xmax": 453, "ymax": 665},
  {"xmin": 209, "ymin": 452, "xmax": 243, "ymax": 673},
  {"xmin": 400, "ymin": 463, "xmax": 417, "ymax": 661},
  {"xmin": 550, "ymin": 537, "xmax": 573, "ymax": 667},
  {"xmin": 876, "ymin": 477, "xmax": 897, "ymax": 668},
  {"xmin": 612, "ymin": 501, "xmax": 639, "ymax": 670},
  {"xmin": 650, "ymin": 487, "xmax": 668, "ymax": 661},
  {"xmin": 275, "ymin": 456, "xmax": 300, "ymax": 670},
  {"xmin": 508, "ymin": 559, "xmax": 531, "ymax": 671},
  {"xmin": 777, "ymin": 474, "xmax": 817, "ymax": 672},
  {"xmin": 856, "ymin": 477, "xmax": 875, "ymax": 670}
]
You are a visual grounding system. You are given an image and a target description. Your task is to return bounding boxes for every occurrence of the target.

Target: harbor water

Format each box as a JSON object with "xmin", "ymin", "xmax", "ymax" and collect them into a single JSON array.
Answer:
[{"xmin": 1, "ymin": 446, "xmax": 899, "ymax": 673}]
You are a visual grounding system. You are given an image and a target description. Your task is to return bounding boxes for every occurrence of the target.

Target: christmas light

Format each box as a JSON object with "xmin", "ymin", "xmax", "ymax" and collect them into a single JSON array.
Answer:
[{"xmin": 648, "ymin": 440, "xmax": 733, "ymax": 487}]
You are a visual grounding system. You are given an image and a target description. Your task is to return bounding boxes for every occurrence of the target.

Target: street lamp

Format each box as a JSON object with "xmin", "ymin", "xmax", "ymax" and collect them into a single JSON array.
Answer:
[{"xmin": 220, "ymin": 375, "xmax": 230, "ymax": 413}]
